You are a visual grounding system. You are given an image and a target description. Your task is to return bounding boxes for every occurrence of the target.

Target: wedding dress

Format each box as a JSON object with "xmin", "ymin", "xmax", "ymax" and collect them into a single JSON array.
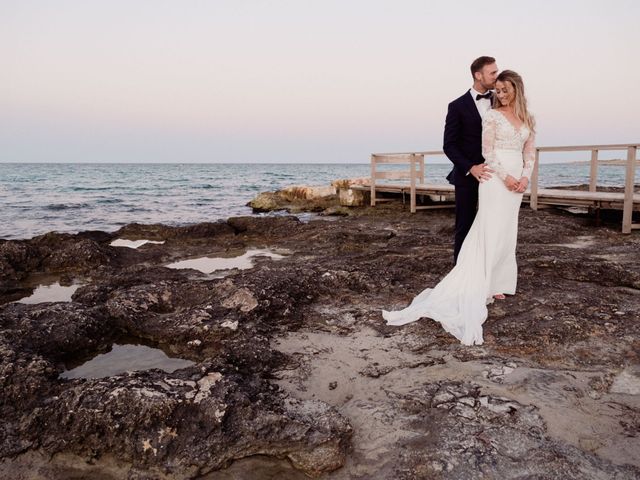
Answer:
[{"xmin": 382, "ymin": 109, "xmax": 536, "ymax": 345}]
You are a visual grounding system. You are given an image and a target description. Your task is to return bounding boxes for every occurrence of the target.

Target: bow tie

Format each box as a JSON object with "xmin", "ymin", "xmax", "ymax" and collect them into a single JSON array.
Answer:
[{"xmin": 476, "ymin": 92, "xmax": 493, "ymax": 101}]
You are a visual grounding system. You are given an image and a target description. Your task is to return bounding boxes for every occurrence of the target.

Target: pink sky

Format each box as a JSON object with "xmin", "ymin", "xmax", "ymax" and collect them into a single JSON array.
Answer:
[{"xmin": 1, "ymin": 0, "xmax": 639, "ymax": 163}]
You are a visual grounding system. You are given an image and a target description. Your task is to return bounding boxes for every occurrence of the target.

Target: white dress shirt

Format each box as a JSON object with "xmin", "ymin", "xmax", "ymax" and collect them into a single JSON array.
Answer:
[
  {"xmin": 470, "ymin": 87, "xmax": 493, "ymax": 118},
  {"xmin": 467, "ymin": 87, "xmax": 493, "ymax": 176}
]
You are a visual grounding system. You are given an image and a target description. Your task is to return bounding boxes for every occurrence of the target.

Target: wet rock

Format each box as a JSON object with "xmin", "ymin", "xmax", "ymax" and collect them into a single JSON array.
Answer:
[
  {"xmin": 220, "ymin": 287, "xmax": 259, "ymax": 312},
  {"xmin": 227, "ymin": 215, "xmax": 301, "ymax": 235},
  {"xmin": 400, "ymin": 356, "xmax": 446, "ymax": 369},
  {"xmin": 34, "ymin": 234, "xmax": 117, "ymax": 272},
  {"xmin": 359, "ymin": 363, "xmax": 395, "ymax": 378},
  {"xmin": 248, "ymin": 186, "xmax": 339, "ymax": 214},
  {"xmin": 1, "ymin": 207, "xmax": 639, "ymax": 478},
  {"xmin": 5, "ymin": 368, "xmax": 350, "ymax": 477},
  {"xmin": 0, "ymin": 302, "xmax": 114, "ymax": 361},
  {"xmin": 0, "ymin": 241, "xmax": 37, "ymax": 292},
  {"xmin": 114, "ymin": 221, "xmax": 234, "ymax": 241},
  {"xmin": 332, "ymin": 178, "xmax": 369, "ymax": 207},
  {"xmin": 321, "ymin": 206, "xmax": 352, "ymax": 216},
  {"xmin": 248, "ymin": 192, "xmax": 288, "ymax": 212},
  {"xmin": 220, "ymin": 320, "xmax": 239, "ymax": 331},
  {"xmin": 611, "ymin": 367, "xmax": 640, "ymax": 395},
  {"xmin": 0, "ymin": 217, "xmax": 363, "ymax": 477},
  {"xmin": 483, "ymin": 362, "xmax": 517, "ymax": 383},
  {"xmin": 358, "ymin": 356, "xmax": 444, "ymax": 378},
  {"xmin": 279, "ymin": 185, "xmax": 337, "ymax": 201},
  {"xmin": 390, "ymin": 381, "xmax": 639, "ymax": 480},
  {"xmin": 0, "ymin": 300, "xmax": 351, "ymax": 479}
]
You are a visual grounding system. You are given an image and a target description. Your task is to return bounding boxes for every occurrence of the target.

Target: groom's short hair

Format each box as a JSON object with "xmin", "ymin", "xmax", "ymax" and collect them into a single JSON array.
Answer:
[{"xmin": 470, "ymin": 56, "xmax": 496, "ymax": 77}]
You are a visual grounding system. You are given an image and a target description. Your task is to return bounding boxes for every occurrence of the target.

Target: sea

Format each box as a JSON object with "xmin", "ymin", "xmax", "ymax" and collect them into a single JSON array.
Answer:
[{"xmin": 1, "ymin": 162, "xmax": 638, "ymax": 240}]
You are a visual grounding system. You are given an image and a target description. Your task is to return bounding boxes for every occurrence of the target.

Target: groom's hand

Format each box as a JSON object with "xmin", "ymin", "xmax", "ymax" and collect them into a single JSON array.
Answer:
[{"xmin": 470, "ymin": 164, "xmax": 493, "ymax": 182}]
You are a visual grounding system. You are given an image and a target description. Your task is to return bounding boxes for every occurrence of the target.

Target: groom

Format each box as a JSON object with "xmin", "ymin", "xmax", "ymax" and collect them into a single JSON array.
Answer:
[{"xmin": 443, "ymin": 56, "xmax": 499, "ymax": 264}]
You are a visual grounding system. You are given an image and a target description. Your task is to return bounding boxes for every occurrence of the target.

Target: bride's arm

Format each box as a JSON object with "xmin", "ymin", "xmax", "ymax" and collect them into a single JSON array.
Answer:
[
  {"xmin": 521, "ymin": 131, "xmax": 536, "ymax": 179},
  {"xmin": 482, "ymin": 112, "xmax": 509, "ymax": 181}
]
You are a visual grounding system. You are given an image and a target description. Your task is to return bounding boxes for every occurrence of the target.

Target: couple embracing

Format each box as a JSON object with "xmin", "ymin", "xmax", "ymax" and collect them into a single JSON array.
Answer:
[{"xmin": 383, "ymin": 56, "xmax": 536, "ymax": 346}]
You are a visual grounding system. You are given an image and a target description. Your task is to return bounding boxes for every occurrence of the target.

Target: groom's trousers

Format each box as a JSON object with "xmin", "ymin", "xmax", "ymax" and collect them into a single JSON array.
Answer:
[{"xmin": 453, "ymin": 182, "xmax": 479, "ymax": 264}]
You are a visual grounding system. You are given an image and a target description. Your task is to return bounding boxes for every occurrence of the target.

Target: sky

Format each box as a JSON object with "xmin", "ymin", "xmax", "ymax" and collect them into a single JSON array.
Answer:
[{"xmin": 1, "ymin": 0, "xmax": 639, "ymax": 163}]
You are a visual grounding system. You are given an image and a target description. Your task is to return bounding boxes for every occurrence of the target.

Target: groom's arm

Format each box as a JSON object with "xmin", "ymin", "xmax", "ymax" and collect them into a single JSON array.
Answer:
[{"xmin": 443, "ymin": 102, "xmax": 475, "ymax": 175}]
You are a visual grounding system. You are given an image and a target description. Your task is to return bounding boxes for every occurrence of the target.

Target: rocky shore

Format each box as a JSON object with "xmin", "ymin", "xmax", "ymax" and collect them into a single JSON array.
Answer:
[{"xmin": 1, "ymin": 195, "xmax": 639, "ymax": 479}]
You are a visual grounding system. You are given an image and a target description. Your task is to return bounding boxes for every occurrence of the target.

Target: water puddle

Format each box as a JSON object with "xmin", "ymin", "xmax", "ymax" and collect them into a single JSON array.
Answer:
[
  {"xmin": 17, "ymin": 282, "xmax": 80, "ymax": 304},
  {"xmin": 110, "ymin": 238, "xmax": 165, "ymax": 249},
  {"xmin": 551, "ymin": 235, "xmax": 596, "ymax": 249},
  {"xmin": 200, "ymin": 455, "xmax": 308, "ymax": 480},
  {"xmin": 166, "ymin": 248, "xmax": 286, "ymax": 274},
  {"xmin": 260, "ymin": 211, "xmax": 341, "ymax": 224},
  {"xmin": 293, "ymin": 212, "xmax": 342, "ymax": 223},
  {"xmin": 7, "ymin": 275, "xmax": 84, "ymax": 304},
  {"xmin": 60, "ymin": 338, "xmax": 195, "ymax": 380}
]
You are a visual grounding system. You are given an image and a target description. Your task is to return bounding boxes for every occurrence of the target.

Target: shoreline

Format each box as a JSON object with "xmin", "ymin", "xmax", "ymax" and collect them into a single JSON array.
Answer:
[{"xmin": 3, "ymin": 181, "xmax": 639, "ymax": 243}]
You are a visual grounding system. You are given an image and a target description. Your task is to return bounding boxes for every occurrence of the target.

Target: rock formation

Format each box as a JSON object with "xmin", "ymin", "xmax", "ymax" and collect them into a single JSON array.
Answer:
[{"xmin": 1, "ymin": 204, "xmax": 639, "ymax": 479}]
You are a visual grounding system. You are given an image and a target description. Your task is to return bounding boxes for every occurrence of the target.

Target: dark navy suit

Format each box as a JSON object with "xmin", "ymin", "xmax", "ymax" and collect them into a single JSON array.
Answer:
[{"xmin": 443, "ymin": 90, "xmax": 487, "ymax": 263}]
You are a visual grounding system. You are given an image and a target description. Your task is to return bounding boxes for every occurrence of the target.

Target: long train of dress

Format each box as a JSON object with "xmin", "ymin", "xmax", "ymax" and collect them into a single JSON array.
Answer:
[{"xmin": 381, "ymin": 149, "xmax": 525, "ymax": 346}]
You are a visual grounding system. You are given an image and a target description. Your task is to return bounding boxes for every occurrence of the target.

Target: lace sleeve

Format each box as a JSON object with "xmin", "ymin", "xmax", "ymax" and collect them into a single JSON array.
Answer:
[
  {"xmin": 482, "ymin": 111, "xmax": 508, "ymax": 180},
  {"xmin": 521, "ymin": 130, "xmax": 536, "ymax": 179}
]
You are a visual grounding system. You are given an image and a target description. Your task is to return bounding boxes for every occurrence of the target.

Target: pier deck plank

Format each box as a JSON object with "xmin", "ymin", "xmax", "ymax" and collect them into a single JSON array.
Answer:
[{"xmin": 353, "ymin": 183, "xmax": 640, "ymax": 211}]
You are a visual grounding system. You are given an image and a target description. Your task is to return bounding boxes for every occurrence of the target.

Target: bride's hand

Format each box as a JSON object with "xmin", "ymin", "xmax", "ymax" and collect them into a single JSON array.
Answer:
[
  {"xmin": 515, "ymin": 177, "xmax": 529, "ymax": 193},
  {"xmin": 503, "ymin": 175, "xmax": 519, "ymax": 191}
]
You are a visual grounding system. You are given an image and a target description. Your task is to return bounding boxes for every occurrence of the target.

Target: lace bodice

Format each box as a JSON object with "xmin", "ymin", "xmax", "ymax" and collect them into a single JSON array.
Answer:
[{"xmin": 482, "ymin": 109, "xmax": 536, "ymax": 180}]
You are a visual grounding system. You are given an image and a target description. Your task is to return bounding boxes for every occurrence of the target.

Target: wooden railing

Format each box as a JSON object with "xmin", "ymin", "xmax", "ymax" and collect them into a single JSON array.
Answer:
[
  {"xmin": 530, "ymin": 144, "xmax": 639, "ymax": 232},
  {"xmin": 370, "ymin": 142, "xmax": 640, "ymax": 233},
  {"xmin": 369, "ymin": 149, "xmax": 453, "ymax": 212},
  {"xmin": 370, "ymin": 153, "xmax": 426, "ymax": 212}
]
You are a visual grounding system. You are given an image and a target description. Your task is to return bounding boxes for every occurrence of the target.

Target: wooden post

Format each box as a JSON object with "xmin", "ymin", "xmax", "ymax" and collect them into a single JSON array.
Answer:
[
  {"xmin": 419, "ymin": 155, "xmax": 425, "ymax": 184},
  {"xmin": 622, "ymin": 146, "xmax": 637, "ymax": 233},
  {"xmin": 530, "ymin": 149, "xmax": 540, "ymax": 210},
  {"xmin": 410, "ymin": 154, "xmax": 417, "ymax": 213},
  {"xmin": 589, "ymin": 149, "xmax": 598, "ymax": 192},
  {"xmin": 370, "ymin": 154, "xmax": 376, "ymax": 207}
]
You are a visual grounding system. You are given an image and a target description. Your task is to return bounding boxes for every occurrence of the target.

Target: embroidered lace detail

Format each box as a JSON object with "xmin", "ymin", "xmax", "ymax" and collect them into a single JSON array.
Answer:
[{"xmin": 482, "ymin": 110, "xmax": 536, "ymax": 180}]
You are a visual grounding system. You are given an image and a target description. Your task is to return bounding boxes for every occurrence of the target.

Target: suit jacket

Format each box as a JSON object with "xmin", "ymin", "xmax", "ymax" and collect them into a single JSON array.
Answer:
[{"xmin": 443, "ymin": 90, "xmax": 486, "ymax": 186}]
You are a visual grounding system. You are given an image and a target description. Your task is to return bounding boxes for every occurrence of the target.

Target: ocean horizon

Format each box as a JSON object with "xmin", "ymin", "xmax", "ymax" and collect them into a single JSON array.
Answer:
[{"xmin": 2, "ymin": 162, "xmax": 638, "ymax": 241}]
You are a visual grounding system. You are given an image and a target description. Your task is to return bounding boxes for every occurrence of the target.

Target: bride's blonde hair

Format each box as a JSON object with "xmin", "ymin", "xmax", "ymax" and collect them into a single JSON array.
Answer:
[{"xmin": 494, "ymin": 70, "xmax": 536, "ymax": 133}]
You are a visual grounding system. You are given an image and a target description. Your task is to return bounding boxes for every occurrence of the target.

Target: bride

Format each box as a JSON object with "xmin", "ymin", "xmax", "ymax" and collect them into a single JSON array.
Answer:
[{"xmin": 382, "ymin": 70, "xmax": 536, "ymax": 346}]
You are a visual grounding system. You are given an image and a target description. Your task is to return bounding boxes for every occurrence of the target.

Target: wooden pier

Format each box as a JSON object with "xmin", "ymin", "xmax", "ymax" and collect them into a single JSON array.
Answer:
[{"xmin": 361, "ymin": 143, "xmax": 640, "ymax": 233}]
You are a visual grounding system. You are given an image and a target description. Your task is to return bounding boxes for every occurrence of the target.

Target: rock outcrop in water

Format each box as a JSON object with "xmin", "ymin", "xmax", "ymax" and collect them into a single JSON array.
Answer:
[
  {"xmin": 1, "ymin": 203, "xmax": 639, "ymax": 479},
  {"xmin": 248, "ymin": 178, "xmax": 369, "ymax": 213}
]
